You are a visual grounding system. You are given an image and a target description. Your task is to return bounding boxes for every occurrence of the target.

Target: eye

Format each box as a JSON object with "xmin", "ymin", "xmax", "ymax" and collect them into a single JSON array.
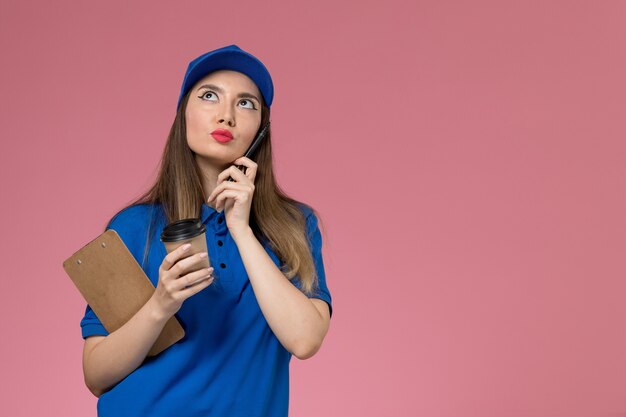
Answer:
[
  {"xmin": 239, "ymin": 99, "xmax": 257, "ymax": 110},
  {"xmin": 198, "ymin": 91, "xmax": 218, "ymax": 101}
]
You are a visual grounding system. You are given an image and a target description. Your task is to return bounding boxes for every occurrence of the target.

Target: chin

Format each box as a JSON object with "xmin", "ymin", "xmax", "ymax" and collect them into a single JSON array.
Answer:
[{"xmin": 193, "ymin": 148, "xmax": 235, "ymax": 166}]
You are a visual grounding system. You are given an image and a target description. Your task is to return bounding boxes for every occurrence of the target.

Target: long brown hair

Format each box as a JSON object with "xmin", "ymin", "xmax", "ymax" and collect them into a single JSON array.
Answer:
[{"xmin": 106, "ymin": 87, "xmax": 323, "ymax": 296}]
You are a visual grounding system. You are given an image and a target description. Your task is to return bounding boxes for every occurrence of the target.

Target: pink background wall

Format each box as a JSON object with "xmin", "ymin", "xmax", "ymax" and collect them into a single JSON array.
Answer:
[{"xmin": 2, "ymin": 0, "xmax": 625, "ymax": 416}]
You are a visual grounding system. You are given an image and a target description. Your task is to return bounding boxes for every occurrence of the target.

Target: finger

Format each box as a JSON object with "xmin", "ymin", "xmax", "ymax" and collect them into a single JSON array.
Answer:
[
  {"xmin": 161, "ymin": 243, "xmax": 192, "ymax": 272},
  {"xmin": 208, "ymin": 181, "xmax": 249, "ymax": 203},
  {"xmin": 234, "ymin": 157, "xmax": 257, "ymax": 182},
  {"xmin": 220, "ymin": 164, "xmax": 249, "ymax": 183},
  {"xmin": 232, "ymin": 156, "xmax": 257, "ymax": 171},
  {"xmin": 180, "ymin": 271, "xmax": 215, "ymax": 295},
  {"xmin": 178, "ymin": 267, "xmax": 214, "ymax": 290},
  {"xmin": 209, "ymin": 167, "xmax": 248, "ymax": 202},
  {"xmin": 214, "ymin": 188, "xmax": 252, "ymax": 211},
  {"xmin": 215, "ymin": 165, "xmax": 235, "ymax": 184},
  {"xmin": 172, "ymin": 251, "xmax": 210, "ymax": 277},
  {"xmin": 207, "ymin": 182, "xmax": 224, "ymax": 203}
]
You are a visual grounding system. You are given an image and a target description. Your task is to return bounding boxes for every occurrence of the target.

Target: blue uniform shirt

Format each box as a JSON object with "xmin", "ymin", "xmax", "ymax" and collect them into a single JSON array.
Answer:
[{"xmin": 80, "ymin": 202, "xmax": 332, "ymax": 416}]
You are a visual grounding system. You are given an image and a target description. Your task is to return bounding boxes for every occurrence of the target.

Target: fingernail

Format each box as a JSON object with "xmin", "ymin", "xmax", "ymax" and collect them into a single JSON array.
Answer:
[{"xmin": 183, "ymin": 243, "xmax": 191, "ymax": 251}]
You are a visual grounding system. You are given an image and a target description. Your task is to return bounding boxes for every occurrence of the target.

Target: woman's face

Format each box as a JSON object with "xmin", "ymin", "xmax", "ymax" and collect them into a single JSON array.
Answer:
[{"xmin": 185, "ymin": 69, "xmax": 263, "ymax": 167}]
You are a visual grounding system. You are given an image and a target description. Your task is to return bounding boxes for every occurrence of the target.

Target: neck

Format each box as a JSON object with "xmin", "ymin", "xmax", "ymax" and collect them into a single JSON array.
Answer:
[{"xmin": 194, "ymin": 154, "xmax": 229, "ymax": 209}]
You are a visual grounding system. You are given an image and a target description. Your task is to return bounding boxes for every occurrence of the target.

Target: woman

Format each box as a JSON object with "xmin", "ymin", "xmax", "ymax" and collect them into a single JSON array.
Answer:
[{"xmin": 79, "ymin": 44, "xmax": 333, "ymax": 416}]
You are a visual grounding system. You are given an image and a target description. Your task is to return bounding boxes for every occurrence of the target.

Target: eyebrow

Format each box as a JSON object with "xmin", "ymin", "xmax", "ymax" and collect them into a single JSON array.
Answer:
[{"xmin": 196, "ymin": 84, "xmax": 260, "ymax": 103}]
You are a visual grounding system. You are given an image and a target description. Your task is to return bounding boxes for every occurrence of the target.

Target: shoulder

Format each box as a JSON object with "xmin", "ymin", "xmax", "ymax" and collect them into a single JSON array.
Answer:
[
  {"xmin": 294, "ymin": 201, "xmax": 315, "ymax": 221},
  {"xmin": 106, "ymin": 203, "xmax": 156, "ymax": 231},
  {"xmin": 293, "ymin": 202, "xmax": 322, "ymax": 240},
  {"xmin": 105, "ymin": 203, "xmax": 162, "ymax": 248},
  {"xmin": 293, "ymin": 201, "xmax": 315, "ymax": 224},
  {"xmin": 105, "ymin": 203, "xmax": 160, "ymax": 265}
]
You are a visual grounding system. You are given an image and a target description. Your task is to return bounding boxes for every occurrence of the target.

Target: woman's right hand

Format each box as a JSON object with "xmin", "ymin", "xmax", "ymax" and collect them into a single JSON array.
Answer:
[{"xmin": 151, "ymin": 244, "xmax": 214, "ymax": 319}]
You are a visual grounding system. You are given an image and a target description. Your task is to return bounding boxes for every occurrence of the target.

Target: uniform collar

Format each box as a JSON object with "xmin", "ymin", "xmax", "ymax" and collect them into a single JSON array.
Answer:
[
  {"xmin": 200, "ymin": 202, "xmax": 228, "ymax": 234},
  {"xmin": 201, "ymin": 202, "xmax": 217, "ymax": 224}
]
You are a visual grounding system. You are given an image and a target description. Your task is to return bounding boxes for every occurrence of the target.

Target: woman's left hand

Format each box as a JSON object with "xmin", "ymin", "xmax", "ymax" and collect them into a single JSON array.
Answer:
[{"xmin": 207, "ymin": 157, "xmax": 257, "ymax": 239}]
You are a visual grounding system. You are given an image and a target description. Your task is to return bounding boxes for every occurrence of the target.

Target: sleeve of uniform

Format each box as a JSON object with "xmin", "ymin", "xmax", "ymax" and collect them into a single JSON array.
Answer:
[
  {"xmin": 79, "ymin": 205, "xmax": 147, "ymax": 339},
  {"xmin": 303, "ymin": 208, "xmax": 333, "ymax": 319},
  {"xmin": 80, "ymin": 303, "xmax": 109, "ymax": 339}
]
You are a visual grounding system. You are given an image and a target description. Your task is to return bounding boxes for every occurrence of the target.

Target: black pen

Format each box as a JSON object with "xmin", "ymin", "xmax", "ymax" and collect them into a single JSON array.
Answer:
[{"xmin": 226, "ymin": 122, "xmax": 271, "ymax": 182}]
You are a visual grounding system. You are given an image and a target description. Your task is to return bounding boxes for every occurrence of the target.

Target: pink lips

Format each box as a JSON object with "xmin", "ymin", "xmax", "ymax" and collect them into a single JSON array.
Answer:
[{"xmin": 211, "ymin": 129, "xmax": 233, "ymax": 143}]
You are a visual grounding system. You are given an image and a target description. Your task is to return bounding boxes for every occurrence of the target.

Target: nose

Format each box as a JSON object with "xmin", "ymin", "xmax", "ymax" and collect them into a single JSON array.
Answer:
[{"xmin": 217, "ymin": 105, "xmax": 235, "ymax": 127}]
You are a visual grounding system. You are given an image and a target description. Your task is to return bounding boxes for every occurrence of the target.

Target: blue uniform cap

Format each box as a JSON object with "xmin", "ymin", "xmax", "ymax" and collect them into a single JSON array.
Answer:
[{"xmin": 177, "ymin": 44, "xmax": 274, "ymax": 110}]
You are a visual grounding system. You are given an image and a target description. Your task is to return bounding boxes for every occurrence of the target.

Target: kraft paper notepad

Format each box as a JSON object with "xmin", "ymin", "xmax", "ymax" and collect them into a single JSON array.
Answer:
[{"xmin": 63, "ymin": 229, "xmax": 184, "ymax": 356}]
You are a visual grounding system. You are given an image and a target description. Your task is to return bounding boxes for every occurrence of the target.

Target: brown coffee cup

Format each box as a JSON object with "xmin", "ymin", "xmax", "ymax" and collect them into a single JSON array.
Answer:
[{"xmin": 160, "ymin": 218, "xmax": 212, "ymax": 286}]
